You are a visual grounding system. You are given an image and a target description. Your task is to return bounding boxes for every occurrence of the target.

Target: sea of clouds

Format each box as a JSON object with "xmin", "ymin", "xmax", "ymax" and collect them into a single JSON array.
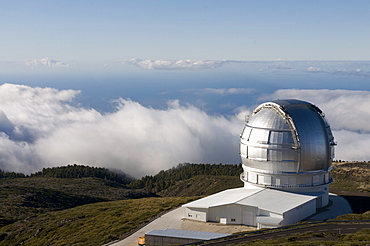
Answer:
[
  {"xmin": 120, "ymin": 58, "xmax": 236, "ymax": 70},
  {"xmin": 1, "ymin": 83, "xmax": 370, "ymax": 178},
  {"xmin": 25, "ymin": 58, "xmax": 69, "ymax": 68}
]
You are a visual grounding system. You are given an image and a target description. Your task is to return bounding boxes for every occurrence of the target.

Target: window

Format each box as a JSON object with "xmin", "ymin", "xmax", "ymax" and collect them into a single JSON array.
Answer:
[
  {"xmin": 231, "ymin": 218, "xmax": 236, "ymax": 222},
  {"xmin": 188, "ymin": 213, "xmax": 192, "ymax": 217}
]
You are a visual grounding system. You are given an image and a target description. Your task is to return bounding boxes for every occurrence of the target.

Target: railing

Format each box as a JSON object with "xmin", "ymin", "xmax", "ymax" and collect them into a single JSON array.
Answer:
[{"xmin": 240, "ymin": 173, "xmax": 333, "ymax": 188}]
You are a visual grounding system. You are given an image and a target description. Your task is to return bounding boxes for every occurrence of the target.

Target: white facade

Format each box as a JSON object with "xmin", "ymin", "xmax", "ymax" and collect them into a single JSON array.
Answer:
[
  {"xmin": 182, "ymin": 100, "xmax": 336, "ymax": 229},
  {"xmin": 183, "ymin": 186, "xmax": 320, "ymax": 229}
]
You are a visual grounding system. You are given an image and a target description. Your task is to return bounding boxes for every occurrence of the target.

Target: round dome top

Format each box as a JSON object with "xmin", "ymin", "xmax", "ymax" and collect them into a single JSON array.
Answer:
[{"xmin": 240, "ymin": 99, "xmax": 335, "ymax": 174}]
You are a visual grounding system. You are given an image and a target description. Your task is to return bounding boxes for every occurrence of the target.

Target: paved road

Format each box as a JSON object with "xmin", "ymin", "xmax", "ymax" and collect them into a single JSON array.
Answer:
[
  {"xmin": 199, "ymin": 223, "xmax": 370, "ymax": 246},
  {"xmin": 106, "ymin": 208, "xmax": 254, "ymax": 246},
  {"xmin": 106, "ymin": 208, "xmax": 184, "ymax": 246}
]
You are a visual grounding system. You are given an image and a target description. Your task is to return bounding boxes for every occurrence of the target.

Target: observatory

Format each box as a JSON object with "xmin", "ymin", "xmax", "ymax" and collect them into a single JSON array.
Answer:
[
  {"xmin": 240, "ymin": 99, "xmax": 335, "ymax": 204},
  {"xmin": 183, "ymin": 99, "xmax": 336, "ymax": 229}
]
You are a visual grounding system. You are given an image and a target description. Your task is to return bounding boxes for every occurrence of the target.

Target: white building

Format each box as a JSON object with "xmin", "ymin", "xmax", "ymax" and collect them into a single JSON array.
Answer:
[
  {"xmin": 183, "ymin": 99, "xmax": 336, "ymax": 229},
  {"xmin": 145, "ymin": 229, "xmax": 229, "ymax": 246}
]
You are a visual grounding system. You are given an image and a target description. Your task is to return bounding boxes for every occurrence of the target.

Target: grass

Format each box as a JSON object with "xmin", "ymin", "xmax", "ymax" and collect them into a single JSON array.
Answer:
[
  {"xmin": 330, "ymin": 162, "xmax": 370, "ymax": 214},
  {"xmin": 158, "ymin": 175, "xmax": 243, "ymax": 197},
  {"xmin": 334, "ymin": 212, "xmax": 370, "ymax": 221},
  {"xmin": 231, "ymin": 229, "xmax": 370, "ymax": 245},
  {"xmin": 0, "ymin": 177, "xmax": 154, "ymax": 227},
  {"xmin": 0, "ymin": 196, "xmax": 196, "ymax": 246},
  {"xmin": 330, "ymin": 162, "xmax": 370, "ymax": 193},
  {"xmin": 1, "ymin": 161, "xmax": 369, "ymax": 245}
]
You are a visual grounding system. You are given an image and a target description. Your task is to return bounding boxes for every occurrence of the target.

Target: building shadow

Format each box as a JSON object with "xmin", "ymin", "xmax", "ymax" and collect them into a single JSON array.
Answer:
[{"xmin": 341, "ymin": 195, "xmax": 370, "ymax": 214}]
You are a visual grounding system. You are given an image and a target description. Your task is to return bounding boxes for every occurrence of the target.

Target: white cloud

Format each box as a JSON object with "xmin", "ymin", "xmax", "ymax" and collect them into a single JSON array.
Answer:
[
  {"xmin": 332, "ymin": 69, "xmax": 370, "ymax": 77},
  {"xmin": 199, "ymin": 88, "xmax": 255, "ymax": 95},
  {"xmin": 2, "ymin": 84, "xmax": 370, "ymax": 177},
  {"xmin": 121, "ymin": 58, "xmax": 238, "ymax": 70},
  {"xmin": 267, "ymin": 62, "xmax": 294, "ymax": 71},
  {"xmin": 263, "ymin": 89, "xmax": 370, "ymax": 162},
  {"xmin": 25, "ymin": 58, "xmax": 69, "ymax": 68},
  {"xmin": 0, "ymin": 84, "xmax": 242, "ymax": 177},
  {"xmin": 307, "ymin": 66, "xmax": 322, "ymax": 72},
  {"xmin": 0, "ymin": 83, "xmax": 94, "ymax": 141},
  {"xmin": 306, "ymin": 65, "xmax": 370, "ymax": 77}
]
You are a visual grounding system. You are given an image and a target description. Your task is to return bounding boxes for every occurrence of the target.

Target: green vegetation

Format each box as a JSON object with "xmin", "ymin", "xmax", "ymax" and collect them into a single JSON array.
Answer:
[
  {"xmin": 129, "ymin": 163, "xmax": 242, "ymax": 193},
  {"xmin": 0, "ymin": 163, "xmax": 242, "ymax": 245},
  {"xmin": 0, "ymin": 177, "xmax": 154, "ymax": 227},
  {"xmin": 330, "ymin": 162, "xmax": 370, "ymax": 193},
  {"xmin": 334, "ymin": 212, "xmax": 370, "ymax": 221},
  {"xmin": 330, "ymin": 162, "xmax": 370, "ymax": 214},
  {"xmin": 232, "ymin": 230, "xmax": 370, "ymax": 245},
  {"xmin": 1, "ymin": 162, "xmax": 369, "ymax": 245},
  {"xmin": 0, "ymin": 197, "xmax": 195, "ymax": 246},
  {"xmin": 158, "ymin": 175, "xmax": 242, "ymax": 197},
  {"xmin": 30, "ymin": 164, "xmax": 135, "ymax": 185},
  {"xmin": 0, "ymin": 170, "xmax": 26, "ymax": 179}
]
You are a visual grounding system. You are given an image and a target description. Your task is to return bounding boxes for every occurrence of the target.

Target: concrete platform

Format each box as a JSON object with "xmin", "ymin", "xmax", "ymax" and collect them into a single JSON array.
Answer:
[
  {"xmin": 107, "ymin": 207, "xmax": 254, "ymax": 246},
  {"xmin": 106, "ymin": 193, "xmax": 352, "ymax": 246},
  {"xmin": 307, "ymin": 193, "xmax": 352, "ymax": 221}
]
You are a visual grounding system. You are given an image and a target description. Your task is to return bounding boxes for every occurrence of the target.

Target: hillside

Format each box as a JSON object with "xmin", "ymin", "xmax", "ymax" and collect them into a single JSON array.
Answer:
[
  {"xmin": 0, "ymin": 197, "xmax": 195, "ymax": 246},
  {"xmin": 129, "ymin": 163, "xmax": 242, "ymax": 193},
  {"xmin": 1, "ymin": 162, "xmax": 369, "ymax": 245},
  {"xmin": 330, "ymin": 161, "xmax": 370, "ymax": 213},
  {"xmin": 0, "ymin": 177, "xmax": 154, "ymax": 228},
  {"xmin": 158, "ymin": 175, "xmax": 242, "ymax": 197},
  {"xmin": 0, "ymin": 163, "xmax": 241, "ymax": 229},
  {"xmin": 331, "ymin": 161, "xmax": 370, "ymax": 193},
  {"xmin": 0, "ymin": 164, "xmax": 152, "ymax": 228}
]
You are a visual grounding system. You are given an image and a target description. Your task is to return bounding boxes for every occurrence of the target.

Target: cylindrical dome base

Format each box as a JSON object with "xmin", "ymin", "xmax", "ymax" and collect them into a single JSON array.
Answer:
[{"xmin": 240, "ymin": 166, "xmax": 332, "ymax": 190}]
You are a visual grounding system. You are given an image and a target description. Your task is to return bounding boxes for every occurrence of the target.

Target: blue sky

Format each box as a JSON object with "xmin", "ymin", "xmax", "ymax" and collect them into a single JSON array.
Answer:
[
  {"xmin": 1, "ymin": 1, "xmax": 370, "ymax": 177},
  {"xmin": 2, "ymin": 0, "xmax": 370, "ymax": 62}
]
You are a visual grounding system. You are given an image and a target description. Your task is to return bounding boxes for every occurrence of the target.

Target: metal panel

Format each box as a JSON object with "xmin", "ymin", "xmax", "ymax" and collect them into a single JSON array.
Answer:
[
  {"xmin": 248, "ymin": 146, "xmax": 267, "ymax": 161},
  {"xmin": 240, "ymin": 100, "xmax": 335, "ymax": 177},
  {"xmin": 284, "ymin": 105, "xmax": 330, "ymax": 171},
  {"xmin": 240, "ymin": 144, "xmax": 248, "ymax": 158},
  {"xmin": 249, "ymin": 128, "xmax": 270, "ymax": 144},
  {"xmin": 269, "ymin": 131, "xmax": 294, "ymax": 145}
]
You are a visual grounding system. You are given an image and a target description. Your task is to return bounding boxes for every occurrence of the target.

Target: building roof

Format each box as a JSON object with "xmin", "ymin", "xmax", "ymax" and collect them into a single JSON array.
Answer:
[
  {"xmin": 183, "ymin": 187, "xmax": 263, "ymax": 209},
  {"xmin": 236, "ymin": 188, "xmax": 317, "ymax": 214},
  {"xmin": 183, "ymin": 187, "xmax": 317, "ymax": 215},
  {"xmin": 145, "ymin": 229, "xmax": 230, "ymax": 240}
]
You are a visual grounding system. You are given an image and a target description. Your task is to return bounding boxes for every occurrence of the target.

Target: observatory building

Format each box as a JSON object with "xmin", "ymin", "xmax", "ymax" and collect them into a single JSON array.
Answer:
[{"xmin": 183, "ymin": 99, "xmax": 336, "ymax": 229}]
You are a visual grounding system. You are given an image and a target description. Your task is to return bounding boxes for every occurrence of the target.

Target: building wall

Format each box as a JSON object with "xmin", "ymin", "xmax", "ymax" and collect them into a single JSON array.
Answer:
[
  {"xmin": 259, "ymin": 210, "xmax": 281, "ymax": 218},
  {"xmin": 208, "ymin": 205, "xmax": 241, "ymax": 224},
  {"xmin": 258, "ymin": 224, "xmax": 277, "ymax": 229},
  {"xmin": 184, "ymin": 207, "xmax": 207, "ymax": 222},
  {"xmin": 207, "ymin": 204, "xmax": 258, "ymax": 226},
  {"xmin": 241, "ymin": 205, "xmax": 259, "ymax": 226},
  {"xmin": 145, "ymin": 235, "xmax": 202, "ymax": 246},
  {"xmin": 281, "ymin": 198, "xmax": 316, "ymax": 226},
  {"xmin": 184, "ymin": 196, "xmax": 318, "ymax": 228},
  {"xmin": 242, "ymin": 167, "xmax": 331, "ymax": 191}
]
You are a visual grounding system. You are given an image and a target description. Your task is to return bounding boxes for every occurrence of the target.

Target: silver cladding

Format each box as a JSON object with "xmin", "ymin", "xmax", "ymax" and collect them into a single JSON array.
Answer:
[{"xmin": 240, "ymin": 99, "xmax": 335, "ymax": 174}]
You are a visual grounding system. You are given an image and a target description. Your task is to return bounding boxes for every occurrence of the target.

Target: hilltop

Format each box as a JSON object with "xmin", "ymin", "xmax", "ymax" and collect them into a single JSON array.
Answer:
[
  {"xmin": 0, "ymin": 163, "xmax": 242, "ymax": 229},
  {"xmin": 0, "ymin": 162, "xmax": 369, "ymax": 245}
]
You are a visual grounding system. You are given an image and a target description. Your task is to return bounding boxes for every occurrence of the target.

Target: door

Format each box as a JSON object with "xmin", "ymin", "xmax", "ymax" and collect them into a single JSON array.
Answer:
[{"xmin": 242, "ymin": 211, "xmax": 254, "ymax": 226}]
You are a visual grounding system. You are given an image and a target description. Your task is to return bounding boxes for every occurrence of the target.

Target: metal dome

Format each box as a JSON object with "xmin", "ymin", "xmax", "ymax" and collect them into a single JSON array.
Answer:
[{"xmin": 240, "ymin": 99, "xmax": 336, "ymax": 190}]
